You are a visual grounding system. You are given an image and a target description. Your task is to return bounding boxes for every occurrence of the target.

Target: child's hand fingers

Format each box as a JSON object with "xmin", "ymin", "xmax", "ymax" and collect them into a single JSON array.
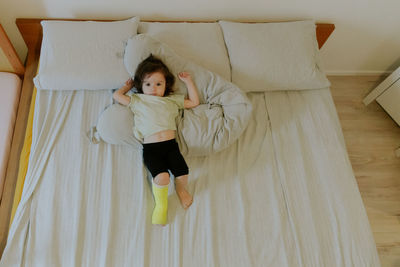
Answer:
[
  {"xmin": 125, "ymin": 78, "xmax": 133, "ymax": 86},
  {"xmin": 179, "ymin": 72, "xmax": 190, "ymax": 79}
]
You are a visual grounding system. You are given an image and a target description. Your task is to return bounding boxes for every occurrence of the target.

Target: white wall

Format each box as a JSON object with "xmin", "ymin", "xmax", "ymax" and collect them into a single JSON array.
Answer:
[
  {"xmin": 0, "ymin": 0, "xmax": 399, "ymax": 75},
  {"xmin": 0, "ymin": 49, "xmax": 14, "ymax": 72}
]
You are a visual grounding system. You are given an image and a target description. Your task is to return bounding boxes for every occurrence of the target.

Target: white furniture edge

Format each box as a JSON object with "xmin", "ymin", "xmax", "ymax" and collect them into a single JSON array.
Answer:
[{"xmin": 363, "ymin": 67, "xmax": 400, "ymax": 105}]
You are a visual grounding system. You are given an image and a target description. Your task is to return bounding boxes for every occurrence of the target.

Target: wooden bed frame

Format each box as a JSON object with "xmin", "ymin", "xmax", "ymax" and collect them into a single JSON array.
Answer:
[
  {"xmin": 0, "ymin": 18, "xmax": 335, "ymax": 257},
  {"xmin": 0, "ymin": 24, "xmax": 25, "ymax": 77}
]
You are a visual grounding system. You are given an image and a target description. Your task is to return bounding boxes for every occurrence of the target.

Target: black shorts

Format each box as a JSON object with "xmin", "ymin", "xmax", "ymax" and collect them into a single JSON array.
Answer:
[{"xmin": 142, "ymin": 139, "xmax": 189, "ymax": 178}]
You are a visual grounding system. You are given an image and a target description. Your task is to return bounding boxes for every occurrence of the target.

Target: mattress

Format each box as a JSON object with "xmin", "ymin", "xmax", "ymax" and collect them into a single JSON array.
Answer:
[
  {"xmin": 0, "ymin": 72, "xmax": 21, "ymax": 201},
  {"xmin": 1, "ymin": 87, "xmax": 380, "ymax": 266}
]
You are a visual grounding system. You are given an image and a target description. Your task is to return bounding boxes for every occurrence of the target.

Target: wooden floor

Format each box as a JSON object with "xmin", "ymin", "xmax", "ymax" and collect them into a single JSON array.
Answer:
[{"xmin": 329, "ymin": 75, "xmax": 400, "ymax": 267}]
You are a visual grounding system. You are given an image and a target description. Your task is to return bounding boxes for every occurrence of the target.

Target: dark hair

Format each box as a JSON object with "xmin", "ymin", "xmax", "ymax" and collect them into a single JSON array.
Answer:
[{"xmin": 133, "ymin": 54, "xmax": 175, "ymax": 96}]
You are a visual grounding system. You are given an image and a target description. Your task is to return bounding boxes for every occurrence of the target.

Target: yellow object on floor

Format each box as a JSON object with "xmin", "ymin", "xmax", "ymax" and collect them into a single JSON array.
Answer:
[{"xmin": 9, "ymin": 87, "xmax": 37, "ymax": 228}]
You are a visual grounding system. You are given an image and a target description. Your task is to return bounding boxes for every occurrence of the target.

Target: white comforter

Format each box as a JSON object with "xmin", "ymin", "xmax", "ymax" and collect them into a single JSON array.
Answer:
[{"xmin": 0, "ymin": 88, "xmax": 380, "ymax": 266}]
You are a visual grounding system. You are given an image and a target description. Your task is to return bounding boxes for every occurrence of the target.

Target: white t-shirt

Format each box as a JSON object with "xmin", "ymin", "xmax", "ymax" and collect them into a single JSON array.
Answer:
[{"xmin": 129, "ymin": 93, "xmax": 185, "ymax": 141}]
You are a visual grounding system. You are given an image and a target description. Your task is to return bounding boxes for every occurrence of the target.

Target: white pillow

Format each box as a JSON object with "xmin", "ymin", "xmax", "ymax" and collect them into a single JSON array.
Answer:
[
  {"xmin": 219, "ymin": 20, "xmax": 331, "ymax": 92},
  {"xmin": 34, "ymin": 17, "xmax": 139, "ymax": 91},
  {"xmin": 138, "ymin": 22, "xmax": 231, "ymax": 81}
]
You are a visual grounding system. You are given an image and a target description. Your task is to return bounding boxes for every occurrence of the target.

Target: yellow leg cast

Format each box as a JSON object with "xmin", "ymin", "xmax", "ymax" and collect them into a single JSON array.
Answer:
[{"xmin": 152, "ymin": 181, "xmax": 169, "ymax": 225}]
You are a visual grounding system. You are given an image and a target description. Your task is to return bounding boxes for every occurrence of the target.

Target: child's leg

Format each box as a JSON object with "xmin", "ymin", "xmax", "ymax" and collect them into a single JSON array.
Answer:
[
  {"xmin": 154, "ymin": 171, "xmax": 170, "ymax": 186},
  {"xmin": 165, "ymin": 139, "xmax": 193, "ymax": 209},
  {"xmin": 152, "ymin": 172, "xmax": 170, "ymax": 225},
  {"xmin": 175, "ymin": 174, "xmax": 193, "ymax": 210}
]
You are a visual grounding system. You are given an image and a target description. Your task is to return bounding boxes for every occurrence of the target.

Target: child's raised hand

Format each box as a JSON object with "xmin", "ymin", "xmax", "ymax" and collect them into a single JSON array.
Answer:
[
  {"xmin": 125, "ymin": 78, "xmax": 134, "ymax": 88},
  {"xmin": 178, "ymin": 72, "xmax": 193, "ymax": 84}
]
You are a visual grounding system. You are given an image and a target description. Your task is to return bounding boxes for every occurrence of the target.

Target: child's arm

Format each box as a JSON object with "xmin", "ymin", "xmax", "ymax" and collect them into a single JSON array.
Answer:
[
  {"xmin": 113, "ymin": 78, "xmax": 133, "ymax": 106},
  {"xmin": 178, "ymin": 72, "xmax": 200, "ymax": 109}
]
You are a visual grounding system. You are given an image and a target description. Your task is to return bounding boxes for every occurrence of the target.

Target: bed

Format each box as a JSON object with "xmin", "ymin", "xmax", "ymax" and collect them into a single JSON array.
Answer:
[
  {"xmin": 0, "ymin": 18, "xmax": 381, "ymax": 266},
  {"xmin": 0, "ymin": 24, "xmax": 24, "ymax": 207}
]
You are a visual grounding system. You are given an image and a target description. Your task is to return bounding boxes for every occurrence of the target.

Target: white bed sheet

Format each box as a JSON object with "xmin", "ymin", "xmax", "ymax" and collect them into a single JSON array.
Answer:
[{"xmin": 0, "ymin": 88, "xmax": 380, "ymax": 266}]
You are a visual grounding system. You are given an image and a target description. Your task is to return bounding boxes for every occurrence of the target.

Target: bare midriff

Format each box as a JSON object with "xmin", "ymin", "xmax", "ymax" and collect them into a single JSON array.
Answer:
[{"xmin": 143, "ymin": 129, "xmax": 176, "ymax": 144}]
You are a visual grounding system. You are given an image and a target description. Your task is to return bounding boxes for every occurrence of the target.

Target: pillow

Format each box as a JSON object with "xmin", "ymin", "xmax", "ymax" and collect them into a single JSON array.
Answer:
[
  {"xmin": 96, "ymin": 34, "xmax": 252, "ymax": 156},
  {"xmin": 34, "ymin": 17, "xmax": 139, "ymax": 91},
  {"xmin": 138, "ymin": 22, "xmax": 231, "ymax": 81},
  {"xmin": 218, "ymin": 20, "xmax": 331, "ymax": 92},
  {"xmin": 96, "ymin": 103, "xmax": 142, "ymax": 149}
]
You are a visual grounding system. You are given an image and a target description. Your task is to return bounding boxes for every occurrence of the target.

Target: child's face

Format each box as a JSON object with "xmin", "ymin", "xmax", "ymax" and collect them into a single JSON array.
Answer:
[{"xmin": 142, "ymin": 72, "xmax": 166, "ymax": 97}]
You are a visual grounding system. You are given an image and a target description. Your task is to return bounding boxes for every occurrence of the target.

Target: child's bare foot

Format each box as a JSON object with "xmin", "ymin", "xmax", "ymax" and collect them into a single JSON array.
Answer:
[{"xmin": 176, "ymin": 188, "xmax": 193, "ymax": 210}]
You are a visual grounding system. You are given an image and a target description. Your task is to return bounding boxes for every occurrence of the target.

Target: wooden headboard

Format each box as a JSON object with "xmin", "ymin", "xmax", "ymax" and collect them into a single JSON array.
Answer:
[
  {"xmin": 0, "ymin": 24, "xmax": 25, "ymax": 76},
  {"xmin": 16, "ymin": 18, "xmax": 335, "ymax": 54}
]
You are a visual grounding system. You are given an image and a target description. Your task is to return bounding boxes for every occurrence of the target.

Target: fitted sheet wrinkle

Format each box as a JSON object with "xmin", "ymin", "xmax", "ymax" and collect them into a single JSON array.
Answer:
[
  {"xmin": 265, "ymin": 88, "xmax": 380, "ymax": 266},
  {"xmin": 2, "ymin": 90, "xmax": 75, "ymax": 266},
  {"xmin": 263, "ymin": 91, "xmax": 304, "ymax": 266}
]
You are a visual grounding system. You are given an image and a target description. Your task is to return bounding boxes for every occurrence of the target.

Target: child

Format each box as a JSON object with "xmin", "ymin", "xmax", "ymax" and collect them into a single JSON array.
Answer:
[{"xmin": 113, "ymin": 55, "xmax": 199, "ymax": 226}]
